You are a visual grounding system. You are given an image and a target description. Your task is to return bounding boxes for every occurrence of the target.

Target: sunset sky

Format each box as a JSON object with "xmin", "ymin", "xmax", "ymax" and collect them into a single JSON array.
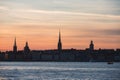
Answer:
[{"xmin": 0, "ymin": 0, "xmax": 120, "ymax": 51}]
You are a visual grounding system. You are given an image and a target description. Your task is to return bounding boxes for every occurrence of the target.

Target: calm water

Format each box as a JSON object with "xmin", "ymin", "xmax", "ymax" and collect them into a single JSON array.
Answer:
[{"xmin": 0, "ymin": 62, "xmax": 120, "ymax": 80}]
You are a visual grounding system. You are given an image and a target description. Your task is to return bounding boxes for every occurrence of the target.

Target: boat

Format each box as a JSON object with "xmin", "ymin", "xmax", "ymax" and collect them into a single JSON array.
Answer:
[{"xmin": 107, "ymin": 62, "xmax": 113, "ymax": 64}]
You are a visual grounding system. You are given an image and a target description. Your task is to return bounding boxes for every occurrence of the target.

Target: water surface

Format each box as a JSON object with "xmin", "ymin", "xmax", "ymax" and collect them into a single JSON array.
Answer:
[{"xmin": 0, "ymin": 62, "xmax": 120, "ymax": 80}]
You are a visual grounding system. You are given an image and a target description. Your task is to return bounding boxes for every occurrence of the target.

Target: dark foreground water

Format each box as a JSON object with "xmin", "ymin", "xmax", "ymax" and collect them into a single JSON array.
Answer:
[{"xmin": 0, "ymin": 62, "xmax": 120, "ymax": 80}]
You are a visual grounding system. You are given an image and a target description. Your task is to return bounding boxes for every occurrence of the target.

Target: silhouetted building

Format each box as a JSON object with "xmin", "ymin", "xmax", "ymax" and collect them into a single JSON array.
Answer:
[
  {"xmin": 24, "ymin": 41, "xmax": 30, "ymax": 54},
  {"xmin": 89, "ymin": 40, "xmax": 94, "ymax": 51},
  {"xmin": 58, "ymin": 30, "xmax": 62, "ymax": 53},
  {"xmin": 0, "ymin": 52, "xmax": 5, "ymax": 61},
  {"xmin": 1, "ymin": 32, "xmax": 120, "ymax": 62},
  {"xmin": 13, "ymin": 37, "xmax": 17, "ymax": 53}
]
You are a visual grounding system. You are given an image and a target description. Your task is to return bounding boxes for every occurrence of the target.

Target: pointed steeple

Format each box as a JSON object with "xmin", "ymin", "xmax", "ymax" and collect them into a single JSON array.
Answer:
[
  {"xmin": 14, "ymin": 37, "xmax": 16, "ymax": 46},
  {"xmin": 58, "ymin": 30, "xmax": 62, "ymax": 53},
  {"xmin": 59, "ymin": 29, "xmax": 61, "ymax": 42},
  {"xmin": 26, "ymin": 41, "xmax": 28, "ymax": 47},
  {"xmin": 13, "ymin": 37, "xmax": 17, "ymax": 53}
]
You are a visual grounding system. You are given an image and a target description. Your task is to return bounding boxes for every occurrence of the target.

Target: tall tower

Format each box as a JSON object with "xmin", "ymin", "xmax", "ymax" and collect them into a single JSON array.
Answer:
[
  {"xmin": 58, "ymin": 30, "xmax": 62, "ymax": 53},
  {"xmin": 13, "ymin": 37, "xmax": 17, "ymax": 53},
  {"xmin": 24, "ymin": 41, "xmax": 30, "ymax": 54},
  {"xmin": 89, "ymin": 40, "xmax": 94, "ymax": 51}
]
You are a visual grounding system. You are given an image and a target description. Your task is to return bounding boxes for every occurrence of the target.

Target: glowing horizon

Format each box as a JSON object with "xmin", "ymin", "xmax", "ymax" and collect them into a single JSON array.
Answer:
[{"xmin": 0, "ymin": 0, "xmax": 120, "ymax": 51}]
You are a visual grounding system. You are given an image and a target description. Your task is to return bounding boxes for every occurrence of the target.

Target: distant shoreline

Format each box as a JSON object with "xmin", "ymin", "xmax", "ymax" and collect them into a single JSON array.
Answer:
[{"xmin": 0, "ymin": 61, "xmax": 119, "ymax": 62}]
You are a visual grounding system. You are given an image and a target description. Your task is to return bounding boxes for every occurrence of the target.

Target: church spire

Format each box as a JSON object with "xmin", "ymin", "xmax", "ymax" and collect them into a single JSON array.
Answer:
[
  {"xmin": 13, "ymin": 37, "xmax": 17, "ymax": 53},
  {"xmin": 59, "ymin": 29, "xmax": 61, "ymax": 42},
  {"xmin": 58, "ymin": 30, "xmax": 62, "ymax": 53},
  {"xmin": 26, "ymin": 41, "xmax": 28, "ymax": 47},
  {"xmin": 14, "ymin": 37, "xmax": 16, "ymax": 46}
]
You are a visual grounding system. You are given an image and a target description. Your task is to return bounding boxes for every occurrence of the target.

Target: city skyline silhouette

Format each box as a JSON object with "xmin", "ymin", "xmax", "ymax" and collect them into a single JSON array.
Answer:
[
  {"xmin": 0, "ymin": 30, "xmax": 119, "ymax": 52},
  {"xmin": 0, "ymin": 29, "xmax": 120, "ymax": 52},
  {"xmin": 0, "ymin": 30, "xmax": 119, "ymax": 62},
  {"xmin": 0, "ymin": 0, "xmax": 120, "ymax": 51}
]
